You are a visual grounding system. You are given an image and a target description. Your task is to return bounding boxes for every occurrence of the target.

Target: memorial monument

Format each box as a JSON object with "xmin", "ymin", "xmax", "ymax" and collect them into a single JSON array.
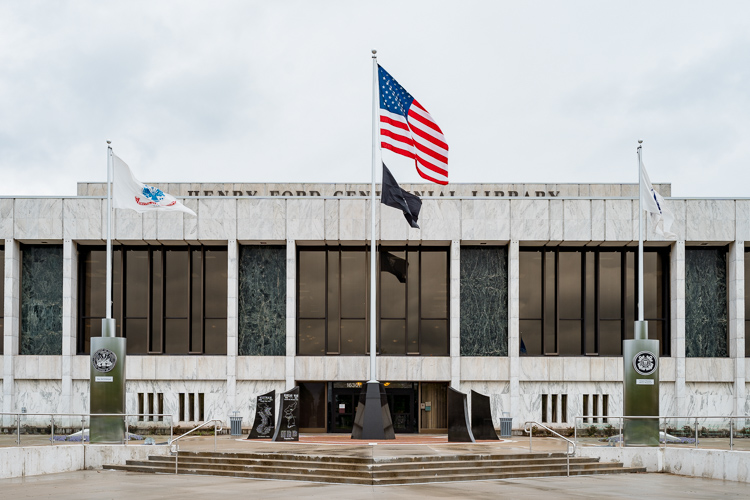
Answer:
[{"xmin": 248, "ymin": 390, "xmax": 276, "ymax": 439}]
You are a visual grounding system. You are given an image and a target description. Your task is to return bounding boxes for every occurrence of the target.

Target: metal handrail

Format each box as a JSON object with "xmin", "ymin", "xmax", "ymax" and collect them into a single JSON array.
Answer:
[
  {"xmin": 524, "ymin": 421, "xmax": 576, "ymax": 477},
  {"xmin": 573, "ymin": 414, "xmax": 750, "ymax": 451},
  {"xmin": 168, "ymin": 418, "xmax": 224, "ymax": 474},
  {"xmin": 0, "ymin": 412, "xmax": 174, "ymax": 447}
]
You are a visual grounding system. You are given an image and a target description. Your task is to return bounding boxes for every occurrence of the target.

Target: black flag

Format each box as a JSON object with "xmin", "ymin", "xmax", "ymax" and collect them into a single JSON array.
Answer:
[{"xmin": 381, "ymin": 163, "xmax": 422, "ymax": 229}]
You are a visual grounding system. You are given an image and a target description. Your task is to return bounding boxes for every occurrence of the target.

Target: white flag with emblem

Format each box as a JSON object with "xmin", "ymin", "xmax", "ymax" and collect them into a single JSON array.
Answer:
[
  {"xmin": 640, "ymin": 157, "xmax": 676, "ymax": 239},
  {"xmin": 112, "ymin": 154, "xmax": 196, "ymax": 216}
]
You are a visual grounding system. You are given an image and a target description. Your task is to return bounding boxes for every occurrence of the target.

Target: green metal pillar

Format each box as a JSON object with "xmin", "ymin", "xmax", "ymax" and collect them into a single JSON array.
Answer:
[
  {"xmin": 90, "ymin": 318, "xmax": 127, "ymax": 443},
  {"xmin": 623, "ymin": 321, "xmax": 659, "ymax": 446}
]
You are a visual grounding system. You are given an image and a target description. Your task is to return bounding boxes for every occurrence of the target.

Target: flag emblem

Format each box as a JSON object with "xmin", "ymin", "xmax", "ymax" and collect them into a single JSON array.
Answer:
[
  {"xmin": 378, "ymin": 65, "xmax": 448, "ymax": 185},
  {"xmin": 142, "ymin": 185, "xmax": 165, "ymax": 203}
]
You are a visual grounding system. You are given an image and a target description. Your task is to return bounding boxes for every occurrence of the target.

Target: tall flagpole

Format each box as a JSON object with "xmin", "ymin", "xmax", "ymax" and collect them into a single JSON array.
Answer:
[
  {"xmin": 369, "ymin": 49, "xmax": 378, "ymax": 383},
  {"xmin": 637, "ymin": 139, "xmax": 644, "ymax": 328},
  {"xmin": 106, "ymin": 141, "xmax": 113, "ymax": 323}
]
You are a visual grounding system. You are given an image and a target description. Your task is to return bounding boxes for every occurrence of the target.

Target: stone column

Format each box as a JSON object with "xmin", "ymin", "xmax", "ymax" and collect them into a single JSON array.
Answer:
[
  {"xmin": 226, "ymin": 240, "xmax": 238, "ymax": 412},
  {"xmin": 286, "ymin": 240, "xmax": 296, "ymax": 390},
  {"xmin": 3, "ymin": 240, "xmax": 20, "ymax": 420},
  {"xmin": 450, "ymin": 240, "xmax": 460, "ymax": 390},
  {"xmin": 671, "ymin": 241, "xmax": 686, "ymax": 417},
  {"xmin": 728, "ymin": 241, "xmax": 746, "ymax": 416},
  {"xmin": 508, "ymin": 240, "xmax": 520, "ymax": 426},
  {"xmin": 60, "ymin": 239, "xmax": 77, "ymax": 415}
]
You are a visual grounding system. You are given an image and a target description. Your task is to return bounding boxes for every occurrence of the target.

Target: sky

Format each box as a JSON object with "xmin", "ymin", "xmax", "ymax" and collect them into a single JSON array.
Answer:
[{"xmin": 1, "ymin": 1, "xmax": 749, "ymax": 197}]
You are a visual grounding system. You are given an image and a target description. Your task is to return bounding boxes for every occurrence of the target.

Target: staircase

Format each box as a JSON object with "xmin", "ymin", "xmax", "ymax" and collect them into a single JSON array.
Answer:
[{"xmin": 105, "ymin": 450, "xmax": 645, "ymax": 485}]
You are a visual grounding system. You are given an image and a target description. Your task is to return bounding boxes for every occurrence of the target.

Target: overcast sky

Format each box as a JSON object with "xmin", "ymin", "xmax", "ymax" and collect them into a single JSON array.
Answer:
[{"xmin": 1, "ymin": 1, "xmax": 749, "ymax": 197}]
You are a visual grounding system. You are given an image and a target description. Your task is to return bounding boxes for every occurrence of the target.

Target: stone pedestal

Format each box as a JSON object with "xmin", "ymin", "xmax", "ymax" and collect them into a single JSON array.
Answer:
[{"xmin": 90, "ymin": 319, "xmax": 126, "ymax": 443}]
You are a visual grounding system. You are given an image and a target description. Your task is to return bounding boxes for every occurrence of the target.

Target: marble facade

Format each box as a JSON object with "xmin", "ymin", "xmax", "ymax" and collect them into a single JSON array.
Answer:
[{"xmin": 0, "ymin": 182, "xmax": 747, "ymax": 430}]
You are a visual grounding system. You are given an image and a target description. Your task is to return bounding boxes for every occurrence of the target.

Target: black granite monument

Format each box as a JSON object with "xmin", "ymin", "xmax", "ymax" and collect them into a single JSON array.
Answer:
[
  {"xmin": 447, "ymin": 387, "xmax": 476, "ymax": 442},
  {"xmin": 247, "ymin": 390, "xmax": 276, "ymax": 439},
  {"xmin": 470, "ymin": 390, "xmax": 499, "ymax": 440},
  {"xmin": 272, "ymin": 387, "xmax": 300, "ymax": 442},
  {"xmin": 351, "ymin": 382, "xmax": 395, "ymax": 440}
]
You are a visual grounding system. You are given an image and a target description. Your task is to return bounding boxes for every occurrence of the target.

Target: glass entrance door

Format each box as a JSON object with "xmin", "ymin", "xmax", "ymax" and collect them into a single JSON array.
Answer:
[
  {"xmin": 330, "ymin": 381, "xmax": 418, "ymax": 433},
  {"xmin": 332, "ymin": 391, "xmax": 358, "ymax": 432}
]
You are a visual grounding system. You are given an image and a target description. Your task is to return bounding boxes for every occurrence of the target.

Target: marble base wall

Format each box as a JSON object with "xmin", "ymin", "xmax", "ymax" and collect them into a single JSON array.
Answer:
[{"xmin": 461, "ymin": 381, "xmax": 510, "ymax": 427}]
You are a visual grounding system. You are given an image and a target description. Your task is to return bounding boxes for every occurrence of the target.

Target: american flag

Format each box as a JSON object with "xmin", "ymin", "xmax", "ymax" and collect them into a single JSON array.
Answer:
[{"xmin": 378, "ymin": 65, "xmax": 448, "ymax": 185}]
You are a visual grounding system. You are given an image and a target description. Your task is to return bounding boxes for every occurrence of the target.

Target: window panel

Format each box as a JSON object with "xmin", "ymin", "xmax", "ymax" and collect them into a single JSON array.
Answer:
[
  {"xmin": 126, "ymin": 318, "xmax": 148, "ymax": 354},
  {"xmin": 420, "ymin": 319, "xmax": 448, "ymax": 355},
  {"xmin": 299, "ymin": 250, "xmax": 326, "ymax": 318},
  {"xmin": 585, "ymin": 252, "xmax": 596, "ymax": 354},
  {"xmin": 520, "ymin": 252, "xmax": 542, "ymax": 318},
  {"xmin": 340, "ymin": 319, "xmax": 367, "ymax": 355},
  {"xmin": 150, "ymin": 250, "xmax": 162, "ymax": 352},
  {"xmin": 298, "ymin": 319, "xmax": 326, "ymax": 355},
  {"xmin": 327, "ymin": 250, "xmax": 340, "ymax": 353},
  {"xmin": 558, "ymin": 252, "xmax": 581, "ymax": 318},
  {"xmin": 599, "ymin": 320, "xmax": 622, "ymax": 356},
  {"xmin": 341, "ymin": 250, "xmax": 366, "ymax": 318},
  {"xmin": 544, "ymin": 252, "xmax": 556, "ymax": 354},
  {"xmin": 520, "ymin": 321, "xmax": 542, "ymax": 355},
  {"xmin": 381, "ymin": 319, "xmax": 405, "ymax": 355},
  {"xmin": 407, "ymin": 251, "xmax": 420, "ymax": 353},
  {"xmin": 165, "ymin": 318, "xmax": 189, "ymax": 354},
  {"xmin": 204, "ymin": 318, "xmax": 227, "ymax": 355},
  {"xmin": 559, "ymin": 320, "xmax": 581, "ymax": 356},
  {"xmin": 599, "ymin": 253, "xmax": 621, "ymax": 319},
  {"xmin": 165, "ymin": 249, "xmax": 189, "ymax": 318},
  {"xmin": 381, "ymin": 251, "xmax": 406, "ymax": 318},
  {"xmin": 420, "ymin": 251, "xmax": 448, "ymax": 319},
  {"xmin": 125, "ymin": 250, "xmax": 149, "ymax": 316},
  {"xmin": 203, "ymin": 249, "xmax": 227, "ymax": 317},
  {"xmin": 191, "ymin": 249, "xmax": 202, "ymax": 352}
]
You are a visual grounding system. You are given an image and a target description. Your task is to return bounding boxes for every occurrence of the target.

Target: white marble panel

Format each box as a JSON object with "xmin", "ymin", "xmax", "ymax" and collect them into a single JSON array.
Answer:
[
  {"xmin": 113, "ymin": 208, "xmax": 143, "ymax": 240},
  {"xmin": 685, "ymin": 358, "xmax": 734, "ymax": 383},
  {"xmin": 156, "ymin": 210, "xmax": 185, "ymax": 240},
  {"xmin": 379, "ymin": 197, "xmax": 410, "ymax": 241},
  {"xmin": 142, "ymin": 211, "xmax": 157, "ymax": 240},
  {"xmin": 324, "ymin": 199, "xmax": 339, "ymax": 240},
  {"xmin": 13, "ymin": 198, "xmax": 63, "ymax": 240},
  {"xmin": 736, "ymin": 200, "xmax": 750, "ymax": 241},
  {"xmin": 591, "ymin": 200, "xmax": 605, "ymax": 240},
  {"xmin": 125, "ymin": 380, "xmax": 228, "ymax": 423},
  {"xmin": 183, "ymin": 199, "xmax": 199, "ymax": 240},
  {"xmin": 14, "ymin": 380, "xmax": 62, "ymax": 414},
  {"xmin": 510, "ymin": 200, "xmax": 549, "ymax": 240},
  {"xmin": 460, "ymin": 199, "xmax": 510, "ymax": 241},
  {"xmin": 684, "ymin": 382, "xmax": 734, "ymax": 416},
  {"xmin": 519, "ymin": 357, "xmax": 549, "ymax": 381},
  {"xmin": 62, "ymin": 199, "xmax": 102, "ymax": 240},
  {"xmin": 461, "ymin": 381, "xmax": 510, "ymax": 426},
  {"xmin": 339, "ymin": 199, "xmax": 367, "ymax": 241},
  {"xmin": 605, "ymin": 199, "xmax": 635, "ymax": 241},
  {"xmin": 236, "ymin": 198, "xmax": 286, "ymax": 240},
  {"xmin": 660, "ymin": 199, "xmax": 686, "ymax": 241},
  {"xmin": 659, "ymin": 357, "xmax": 676, "ymax": 382},
  {"xmin": 603, "ymin": 357, "xmax": 622, "ymax": 381},
  {"xmin": 14, "ymin": 356, "xmax": 61, "ymax": 380},
  {"xmin": 286, "ymin": 199, "xmax": 325, "ymax": 241},
  {"xmin": 197, "ymin": 199, "xmax": 237, "ymax": 240},
  {"xmin": 236, "ymin": 356, "xmax": 286, "ymax": 380},
  {"xmin": 549, "ymin": 199, "xmax": 563, "ymax": 241},
  {"xmin": 459, "ymin": 357, "xmax": 510, "ymax": 381},
  {"xmin": 149, "ymin": 356, "xmax": 227, "ymax": 381},
  {"xmin": 590, "ymin": 357, "xmax": 605, "ymax": 381},
  {"xmin": 0, "ymin": 199, "xmax": 12, "ymax": 238},
  {"xmin": 563, "ymin": 200, "xmax": 592, "ymax": 241},
  {"xmin": 686, "ymin": 200, "xmax": 736, "ymax": 242},
  {"xmin": 563, "ymin": 358, "xmax": 591, "ymax": 382},
  {"xmin": 420, "ymin": 199, "xmax": 461, "ymax": 240},
  {"xmin": 235, "ymin": 380, "xmax": 287, "ymax": 424}
]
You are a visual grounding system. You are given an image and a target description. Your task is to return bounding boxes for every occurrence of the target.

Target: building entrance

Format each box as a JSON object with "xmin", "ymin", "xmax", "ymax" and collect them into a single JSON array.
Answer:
[{"xmin": 328, "ymin": 382, "xmax": 418, "ymax": 434}]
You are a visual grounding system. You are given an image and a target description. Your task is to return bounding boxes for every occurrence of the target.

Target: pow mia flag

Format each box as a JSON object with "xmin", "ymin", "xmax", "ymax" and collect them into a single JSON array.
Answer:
[{"xmin": 381, "ymin": 163, "xmax": 422, "ymax": 229}]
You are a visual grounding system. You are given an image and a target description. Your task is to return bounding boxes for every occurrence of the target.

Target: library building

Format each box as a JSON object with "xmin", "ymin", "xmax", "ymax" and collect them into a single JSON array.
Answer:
[{"xmin": 1, "ymin": 180, "xmax": 748, "ymax": 432}]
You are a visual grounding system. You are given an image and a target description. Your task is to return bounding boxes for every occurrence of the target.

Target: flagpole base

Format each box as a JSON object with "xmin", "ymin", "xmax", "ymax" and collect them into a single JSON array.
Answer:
[{"xmin": 351, "ymin": 382, "xmax": 395, "ymax": 440}]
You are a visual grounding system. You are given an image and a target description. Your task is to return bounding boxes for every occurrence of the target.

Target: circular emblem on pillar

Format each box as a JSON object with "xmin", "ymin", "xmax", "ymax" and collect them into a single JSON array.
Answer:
[
  {"xmin": 633, "ymin": 350, "xmax": 658, "ymax": 376},
  {"xmin": 92, "ymin": 348, "xmax": 117, "ymax": 373}
]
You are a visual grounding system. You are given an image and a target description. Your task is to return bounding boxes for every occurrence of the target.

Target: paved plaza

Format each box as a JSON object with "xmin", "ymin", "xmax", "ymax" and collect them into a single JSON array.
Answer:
[{"xmin": 0, "ymin": 469, "xmax": 747, "ymax": 499}]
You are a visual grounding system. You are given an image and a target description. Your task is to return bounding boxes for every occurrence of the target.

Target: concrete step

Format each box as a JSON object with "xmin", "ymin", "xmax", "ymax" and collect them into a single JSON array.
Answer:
[{"xmin": 105, "ymin": 462, "xmax": 646, "ymax": 485}]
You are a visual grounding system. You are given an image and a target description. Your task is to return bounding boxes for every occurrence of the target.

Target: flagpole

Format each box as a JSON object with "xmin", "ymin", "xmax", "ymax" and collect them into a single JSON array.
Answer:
[
  {"xmin": 106, "ymin": 141, "xmax": 113, "ymax": 323},
  {"xmin": 369, "ymin": 49, "xmax": 378, "ymax": 383},
  {"xmin": 637, "ymin": 139, "xmax": 644, "ymax": 327}
]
